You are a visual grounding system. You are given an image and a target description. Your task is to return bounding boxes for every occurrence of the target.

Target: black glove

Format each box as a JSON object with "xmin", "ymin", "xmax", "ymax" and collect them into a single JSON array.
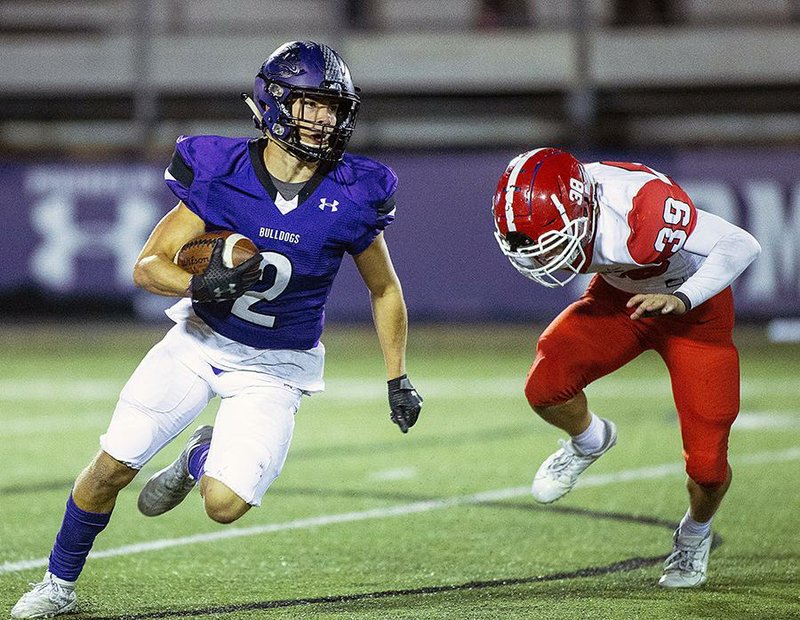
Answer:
[
  {"xmin": 388, "ymin": 374, "xmax": 423, "ymax": 434},
  {"xmin": 190, "ymin": 239, "xmax": 262, "ymax": 303}
]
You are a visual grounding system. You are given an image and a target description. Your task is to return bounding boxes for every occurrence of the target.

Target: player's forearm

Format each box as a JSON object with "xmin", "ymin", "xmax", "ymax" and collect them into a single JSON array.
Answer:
[
  {"xmin": 133, "ymin": 254, "xmax": 193, "ymax": 297},
  {"xmin": 674, "ymin": 230, "xmax": 761, "ymax": 310},
  {"xmin": 370, "ymin": 287, "xmax": 408, "ymax": 380}
]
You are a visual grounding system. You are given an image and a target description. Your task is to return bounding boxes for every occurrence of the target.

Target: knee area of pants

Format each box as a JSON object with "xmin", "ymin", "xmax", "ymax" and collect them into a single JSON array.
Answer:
[
  {"xmin": 689, "ymin": 475, "xmax": 727, "ymax": 489},
  {"xmin": 686, "ymin": 462, "xmax": 728, "ymax": 488},
  {"xmin": 524, "ymin": 373, "xmax": 546, "ymax": 406},
  {"xmin": 205, "ymin": 447, "xmax": 275, "ymax": 505},
  {"xmin": 524, "ymin": 372, "xmax": 570, "ymax": 410},
  {"xmin": 102, "ymin": 406, "xmax": 160, "ymax": 466}
]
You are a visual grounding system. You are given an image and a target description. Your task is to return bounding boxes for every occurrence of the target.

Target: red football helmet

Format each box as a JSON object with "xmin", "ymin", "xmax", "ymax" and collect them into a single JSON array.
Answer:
[{"xmin": 492, "ymin": 147, "xmax": 597, "ymax": 287}]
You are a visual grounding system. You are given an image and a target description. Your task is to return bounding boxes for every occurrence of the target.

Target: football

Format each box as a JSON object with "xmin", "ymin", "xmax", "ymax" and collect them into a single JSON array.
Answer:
[{"xmin": 175, "ymin": 231, "xmax": 259, "ymax": 275}]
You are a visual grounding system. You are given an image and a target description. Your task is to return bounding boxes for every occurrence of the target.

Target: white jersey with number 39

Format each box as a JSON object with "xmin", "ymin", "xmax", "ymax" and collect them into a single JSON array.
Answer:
[{"xmin": 585, "ymin": 161, "xmax": 707, "ymax": 295}]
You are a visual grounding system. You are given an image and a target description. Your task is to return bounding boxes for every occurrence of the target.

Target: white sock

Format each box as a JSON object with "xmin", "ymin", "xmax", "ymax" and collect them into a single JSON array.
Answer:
[
  {"xmin": 571, "ymin": 412, "xmax": 606, "ymax": 454},
  {"xmin": 678, "ymin": 509, "xmax": 712, "ymax": 539}
]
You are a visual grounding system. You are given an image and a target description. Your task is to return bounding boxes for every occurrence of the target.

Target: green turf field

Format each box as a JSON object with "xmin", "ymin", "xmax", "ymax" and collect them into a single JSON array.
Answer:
[{"xmin": 1, "ymin": 323, "xmax": 798, "ymax": 619}]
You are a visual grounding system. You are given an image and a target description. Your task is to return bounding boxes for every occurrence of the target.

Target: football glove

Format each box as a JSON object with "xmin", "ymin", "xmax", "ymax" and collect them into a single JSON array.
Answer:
[
  {"xmin": 190, "ymin": 239, "xmax": 262, "ymax": 303},
  {"xmin": 388, "ymin": 374, "xmax": 423, "ymax": 433}
]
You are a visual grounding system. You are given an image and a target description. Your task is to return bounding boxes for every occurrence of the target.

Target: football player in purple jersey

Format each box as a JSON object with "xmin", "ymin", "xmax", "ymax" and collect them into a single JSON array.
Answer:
[{"xmin": 11, "ymin": 40, "xmax": 423, "ymax": 619}]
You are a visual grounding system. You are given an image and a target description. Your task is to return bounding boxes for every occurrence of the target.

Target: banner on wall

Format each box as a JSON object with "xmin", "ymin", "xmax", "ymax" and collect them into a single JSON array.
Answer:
[{"xmin": 1, "ymin": 148, "xmax": 797, "ymax": 322}]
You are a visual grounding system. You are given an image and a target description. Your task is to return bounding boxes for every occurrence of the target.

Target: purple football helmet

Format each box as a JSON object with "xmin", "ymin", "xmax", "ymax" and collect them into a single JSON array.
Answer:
[{"xmin": 251, "ymin": 41, "xmax": 361, "ymax": 162}]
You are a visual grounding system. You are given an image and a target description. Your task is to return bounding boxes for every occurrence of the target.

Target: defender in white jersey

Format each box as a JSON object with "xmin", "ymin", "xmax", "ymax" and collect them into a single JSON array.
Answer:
[{"xmin": 492, "ymin": 147, "xmax": 760, "ymax": 588}]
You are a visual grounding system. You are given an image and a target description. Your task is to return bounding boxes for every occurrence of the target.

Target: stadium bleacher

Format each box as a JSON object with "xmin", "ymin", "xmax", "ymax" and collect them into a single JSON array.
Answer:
[{"xmin": 0, "ymin": 0, "xmax": 798, "ymax": 155}]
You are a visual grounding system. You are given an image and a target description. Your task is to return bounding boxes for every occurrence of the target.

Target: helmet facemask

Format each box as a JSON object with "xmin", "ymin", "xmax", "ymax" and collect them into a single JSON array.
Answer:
[
  {"xmin": 494, "ymin": 174, "xmax": 597, "ymax": 288},
  {"xmin": 255, "ymin": 78, "xmax": 360, "ymax": 162},
  {"xmin": 495, "ymin": 211, "xmax": 592, "ymax": 287}
]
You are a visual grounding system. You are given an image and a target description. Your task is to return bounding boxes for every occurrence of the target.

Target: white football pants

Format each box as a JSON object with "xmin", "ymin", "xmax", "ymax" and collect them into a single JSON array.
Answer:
[{"xmin": 100, "ymin": 325, "xmax": 301, "ymax": 506}]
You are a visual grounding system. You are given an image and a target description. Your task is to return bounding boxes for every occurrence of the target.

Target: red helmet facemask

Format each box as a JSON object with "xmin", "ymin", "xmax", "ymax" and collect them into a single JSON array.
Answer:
[{"xmin": 492, "ymin": 148, "xmax": 597, "ymax": 288}]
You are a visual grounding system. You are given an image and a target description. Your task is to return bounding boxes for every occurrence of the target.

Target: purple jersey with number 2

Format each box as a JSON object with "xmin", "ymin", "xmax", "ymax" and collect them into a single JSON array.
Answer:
[{"xmin": 164, "ymin": 135, "xmax": 397, "ymax": 350}]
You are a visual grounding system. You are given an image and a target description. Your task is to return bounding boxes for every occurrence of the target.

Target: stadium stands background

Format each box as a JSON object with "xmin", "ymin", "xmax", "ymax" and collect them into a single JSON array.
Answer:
[{"xmin": 1, "ymin": 0, "xmax": 798, "ymax": 324}]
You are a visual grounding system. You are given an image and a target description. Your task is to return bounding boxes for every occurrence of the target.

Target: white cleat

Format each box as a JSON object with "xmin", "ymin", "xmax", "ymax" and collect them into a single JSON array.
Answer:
[
  {"xmin": 658, "ymin": 529, "xmax": 712, "ymax": 588},
  {"xmin": 137, "ymin": 425, "xmax": 213, "ymax": 517},
  {"xmin": 10, "ymin": 572, "xmax": 76, "ymax": 619},
  {"xmin": 531, "ymin": 418, "xmax": 617, "ymax": 504}
]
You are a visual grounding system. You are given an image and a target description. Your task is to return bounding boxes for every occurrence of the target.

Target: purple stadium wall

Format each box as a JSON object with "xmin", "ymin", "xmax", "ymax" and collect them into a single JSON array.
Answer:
[{"xmin": 1, "ymin": 148, "xmax": 797, "ymax": 322}]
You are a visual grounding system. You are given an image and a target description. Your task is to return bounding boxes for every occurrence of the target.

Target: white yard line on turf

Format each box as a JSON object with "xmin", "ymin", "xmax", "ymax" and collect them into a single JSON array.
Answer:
[
  {"xmin": 1, "ymin": 376, "xmax": 797, "ymax": 409},
  {"xmin": 1, "ymin": 412, "xmax": 110, "ymax": 437},
  {"xmin": 1, "ymin": 409, "xmax": 794, "ymax": 438},
  {"xmin": 0, "ymin": 379, "xmax": 121, "ymax": 401},
  {"xmin": 1, "ymin": 376, "xmax": 798, "ymax": 403},
  {"xmin": 2, "ymin": 447, "xmax": 798, "ymax": 576}
]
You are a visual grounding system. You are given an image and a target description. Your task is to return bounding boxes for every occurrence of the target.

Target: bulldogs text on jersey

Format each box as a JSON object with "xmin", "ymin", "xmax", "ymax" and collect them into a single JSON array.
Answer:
[{"xmin": 164, "ymin": 135, "xmax": 397, "ymax": 349}]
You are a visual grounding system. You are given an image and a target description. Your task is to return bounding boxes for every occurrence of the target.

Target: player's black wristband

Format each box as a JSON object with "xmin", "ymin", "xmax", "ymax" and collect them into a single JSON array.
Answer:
[
  {"xmin": 388, "ymin": 374, "xmax": 411, "ymax": 392},
  {"xmin": 673, "ymin": 291, "xmax": 692, "ymax": 312}
]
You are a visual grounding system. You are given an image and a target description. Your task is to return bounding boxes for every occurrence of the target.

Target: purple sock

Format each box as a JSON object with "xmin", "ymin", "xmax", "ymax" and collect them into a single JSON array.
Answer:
[
  {"xmin": 48, "ymin": 494, "xmax": 111, "ymax": 582},
  {"xmin": 187, "ymin": 442, "xmax": 210, "ymax": 481}
]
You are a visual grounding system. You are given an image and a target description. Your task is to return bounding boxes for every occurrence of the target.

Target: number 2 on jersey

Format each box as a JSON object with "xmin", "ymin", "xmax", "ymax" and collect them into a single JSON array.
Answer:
[
  {"xmin": 231, "ymin": 252, "xmax": 292, "ymax": 327},
  {"xmin": 654, "ymin": 198, "xmax": 691, "ymax": 254}
]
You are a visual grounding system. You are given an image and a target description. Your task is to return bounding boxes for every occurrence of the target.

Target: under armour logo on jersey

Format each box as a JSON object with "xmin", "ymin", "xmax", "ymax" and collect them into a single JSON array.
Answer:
[{"xmin": 319, "ymin": 198, "xmax": 339, "ymax": 212}]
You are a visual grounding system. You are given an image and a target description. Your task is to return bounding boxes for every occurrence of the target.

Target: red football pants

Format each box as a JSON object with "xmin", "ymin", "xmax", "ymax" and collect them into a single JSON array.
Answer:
[{"xmin": 525, "ymin": 275, "xmax": 739, "ymax": 485}]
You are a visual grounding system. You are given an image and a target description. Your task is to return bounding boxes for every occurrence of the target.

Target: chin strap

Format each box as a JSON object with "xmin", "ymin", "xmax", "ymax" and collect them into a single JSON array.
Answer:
[{"xmin": 241, "ymin": 93, "xmax": 264, "ymax": 130}]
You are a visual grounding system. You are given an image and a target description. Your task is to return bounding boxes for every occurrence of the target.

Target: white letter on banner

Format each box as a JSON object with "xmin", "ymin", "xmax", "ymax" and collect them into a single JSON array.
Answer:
[
  {"xmin": 679, "ymin": 181, "xmax": 738, "ymax": 224},
  {"xmin": 29, "ymin": 183, "xmax": 159, "ymax": 291},
  {"xmin": 743, "ymin": 181, "xmax": 799, "ymax": 302}
]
